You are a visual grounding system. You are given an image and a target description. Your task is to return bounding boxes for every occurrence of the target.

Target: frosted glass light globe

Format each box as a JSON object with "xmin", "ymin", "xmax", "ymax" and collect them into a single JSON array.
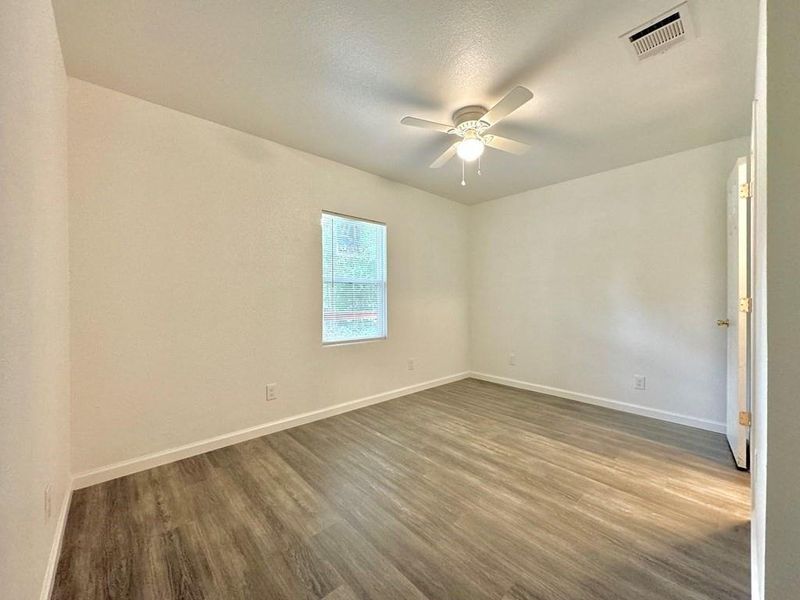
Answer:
[{"xmin": 457, "ymin": 134, "xmax": 485, "ymax": 162}]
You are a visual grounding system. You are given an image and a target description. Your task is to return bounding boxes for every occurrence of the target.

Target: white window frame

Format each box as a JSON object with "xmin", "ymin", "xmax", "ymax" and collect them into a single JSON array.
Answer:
[{"xmin": 321, "ymin": 211, "xmax": 388, "ymax": 346}]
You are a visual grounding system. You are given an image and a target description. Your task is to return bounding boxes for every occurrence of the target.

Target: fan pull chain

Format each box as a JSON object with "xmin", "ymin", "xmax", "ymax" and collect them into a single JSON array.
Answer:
[
  {"xmin": 461, "ymin": 160, "xmax": 466, "ymax": 186},
  {"xmin": 477, "ymin": 155, "xmax": 482, "ymax": 176}
]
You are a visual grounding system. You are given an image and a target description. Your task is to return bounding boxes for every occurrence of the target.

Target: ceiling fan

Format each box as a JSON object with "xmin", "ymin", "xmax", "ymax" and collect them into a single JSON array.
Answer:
[{"xmin": 400, "ymin": 86, "xmax": 533, "ymax": 185}]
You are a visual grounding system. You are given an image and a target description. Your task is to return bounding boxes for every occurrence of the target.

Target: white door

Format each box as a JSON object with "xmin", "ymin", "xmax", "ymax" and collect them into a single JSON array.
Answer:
[{"xmin": 724, "ymin": 157, "xmax": 751, "ymax": 470}]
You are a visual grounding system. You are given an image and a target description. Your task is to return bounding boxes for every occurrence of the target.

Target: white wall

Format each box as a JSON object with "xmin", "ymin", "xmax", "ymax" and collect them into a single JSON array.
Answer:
[
  {"xmin": 0, "ymin": 1, "xmax": 71, "ymax": 599},
  {"xmin": 67, "ymin": 78, "xmax": 752, "ymax": 494},
  {"xmin": 469, "ymin": 138, "xmax": 748, "ymax": 430},
  {"xmin": 762, "ymin": 0, "xmax": 800, "ymax": 597},
  {"xmin": 68, "ymin": 78, "xmax": 470, "ymax": 475}
]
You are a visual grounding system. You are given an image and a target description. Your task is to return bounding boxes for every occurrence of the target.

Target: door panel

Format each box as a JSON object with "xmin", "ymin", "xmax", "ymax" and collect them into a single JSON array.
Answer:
[{"xmin": 725, "ymin": 157, "xmax": 750, "ymax": 470}]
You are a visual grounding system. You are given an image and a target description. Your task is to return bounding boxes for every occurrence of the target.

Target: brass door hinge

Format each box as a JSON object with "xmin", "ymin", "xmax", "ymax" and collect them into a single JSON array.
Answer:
[
  {"xmin": 739, "ymin": 182, "xmax": 752, "ymax": 199},
  {"xmin": 739, "ymin": 297, "xmax": 753, "ymax": 313},
  {"xmin": 739, "ymin": 411, "xmax": 752, "ymax": 427}
]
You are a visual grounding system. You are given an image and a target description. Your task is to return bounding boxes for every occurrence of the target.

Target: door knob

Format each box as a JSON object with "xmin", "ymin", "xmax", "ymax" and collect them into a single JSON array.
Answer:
[{"xmin": 717, "ymin": 319, "xmax": 730, "ymax": 327}]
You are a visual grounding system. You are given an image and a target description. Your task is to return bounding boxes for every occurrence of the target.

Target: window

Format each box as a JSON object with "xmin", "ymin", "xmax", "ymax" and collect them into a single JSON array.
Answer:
[{"xmin": 321, "ymin": 212, "xmax": 387, "ymax": 344}]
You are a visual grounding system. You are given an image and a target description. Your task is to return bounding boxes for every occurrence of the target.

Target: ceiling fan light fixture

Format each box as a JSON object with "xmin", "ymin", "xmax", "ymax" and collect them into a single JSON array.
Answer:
[
  {"xmin": 456, "ymin": 131, "xmax": 485, "ymax": 162},
  {"xmin": 400, "ymin": 86, "xmax": 533, "ymax": 175}
]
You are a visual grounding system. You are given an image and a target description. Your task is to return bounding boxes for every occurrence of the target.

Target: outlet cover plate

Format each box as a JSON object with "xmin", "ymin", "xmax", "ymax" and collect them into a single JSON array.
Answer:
[{"xmin": 266, "ymin": 383, "xmax": 277, "ymax": 401}]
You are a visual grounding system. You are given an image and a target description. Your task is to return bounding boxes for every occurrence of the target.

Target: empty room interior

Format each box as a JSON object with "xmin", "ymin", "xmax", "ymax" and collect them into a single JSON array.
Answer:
[{"xmin": 3, "ymin": 0, "xmax": 800, "ymax": 599}]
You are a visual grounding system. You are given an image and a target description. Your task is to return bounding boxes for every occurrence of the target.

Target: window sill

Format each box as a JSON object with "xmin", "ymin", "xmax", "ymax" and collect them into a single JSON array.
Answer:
[{"xmin": 322, "ymin": 336, "xmax": 387, "ymax": 347}]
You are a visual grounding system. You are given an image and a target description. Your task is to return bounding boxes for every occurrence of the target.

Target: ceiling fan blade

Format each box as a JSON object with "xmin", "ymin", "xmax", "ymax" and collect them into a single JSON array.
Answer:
[
  {"xmin": 430, "ymin": 143, "xmax": 458, "ymax": 168},
  {"xmin": 485, "ymin": 135, "xmax": 531, "ymax": 155},
  {"xmin": 482, "ymin": 86, "xmax": 533, "ymax": 127},
  {"xmin": 401, "ymin": 116, "xmax": 454, "ymax": 133}
]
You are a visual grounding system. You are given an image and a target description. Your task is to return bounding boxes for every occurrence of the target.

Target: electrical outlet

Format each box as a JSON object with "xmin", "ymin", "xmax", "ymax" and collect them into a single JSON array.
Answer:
[
  {"xmin": 407, "ymin": 358, "xmax": 415, "ymax": 371},
  {"xmin": 44, "ymin": 485, "xmax": 52, "ymax": 522},
  {"xmin": 266, "ymin": 383, "xmax": 277, "ymax": 402},
  {"xmin": 633, "ymin": 375, "xmax": 646, "ymax": 391},
  {"xmin": 509, "ymin": 353, "xmax": 516, "ymax": 366}
]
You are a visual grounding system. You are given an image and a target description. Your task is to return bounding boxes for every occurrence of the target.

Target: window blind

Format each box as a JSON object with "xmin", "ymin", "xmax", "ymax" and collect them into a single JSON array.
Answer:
[{"xmin": 321, "ymin": 212, "xmax": 387, "ymax": 344}]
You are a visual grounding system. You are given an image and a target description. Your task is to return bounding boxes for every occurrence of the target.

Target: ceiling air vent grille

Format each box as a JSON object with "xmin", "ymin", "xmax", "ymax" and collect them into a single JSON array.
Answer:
[{"xmin": 621, "ymin": 3, "xmax": 695, "ymax": 61}]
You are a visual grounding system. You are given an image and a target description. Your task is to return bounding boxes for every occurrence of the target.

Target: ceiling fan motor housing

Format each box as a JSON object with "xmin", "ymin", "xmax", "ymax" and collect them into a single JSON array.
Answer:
[{"xmin": 451, "ymin": 105, "xmax": 490, "ymax": 135}]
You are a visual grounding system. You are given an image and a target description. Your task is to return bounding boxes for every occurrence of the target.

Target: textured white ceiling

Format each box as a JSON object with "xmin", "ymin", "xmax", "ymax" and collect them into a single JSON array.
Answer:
[{"xmin": 53, "ymin": 0, "xmax": 758, "ymax": 204}]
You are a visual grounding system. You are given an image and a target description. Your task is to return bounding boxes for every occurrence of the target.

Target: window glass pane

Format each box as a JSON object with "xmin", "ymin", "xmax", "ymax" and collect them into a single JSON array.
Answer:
[{"xmin": 322, "ymin": 212, "xmax": 387, "ymax": 344}]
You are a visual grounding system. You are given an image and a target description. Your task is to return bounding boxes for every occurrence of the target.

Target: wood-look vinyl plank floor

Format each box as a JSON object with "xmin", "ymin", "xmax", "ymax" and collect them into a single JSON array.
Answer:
[{"xmin": 52, "ymin": 378, "xmax": 750, "ymax": 599}]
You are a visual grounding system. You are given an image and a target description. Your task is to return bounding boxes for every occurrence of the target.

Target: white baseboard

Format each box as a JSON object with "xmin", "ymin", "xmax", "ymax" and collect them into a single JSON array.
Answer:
[
  {"xmin": 72, "ymin": 372, "xmax": 470, "ymax": 489},
  {"xmin": 469, "ymin": 372, "xmax": 726, "ymax": 433},
  {"xmin": 70, "ymin": 369, "xmax": 724, "ymax": 489},
  {"xmin": 40, "ymin": 485, "xmax": 73, "ymax": 600}
]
